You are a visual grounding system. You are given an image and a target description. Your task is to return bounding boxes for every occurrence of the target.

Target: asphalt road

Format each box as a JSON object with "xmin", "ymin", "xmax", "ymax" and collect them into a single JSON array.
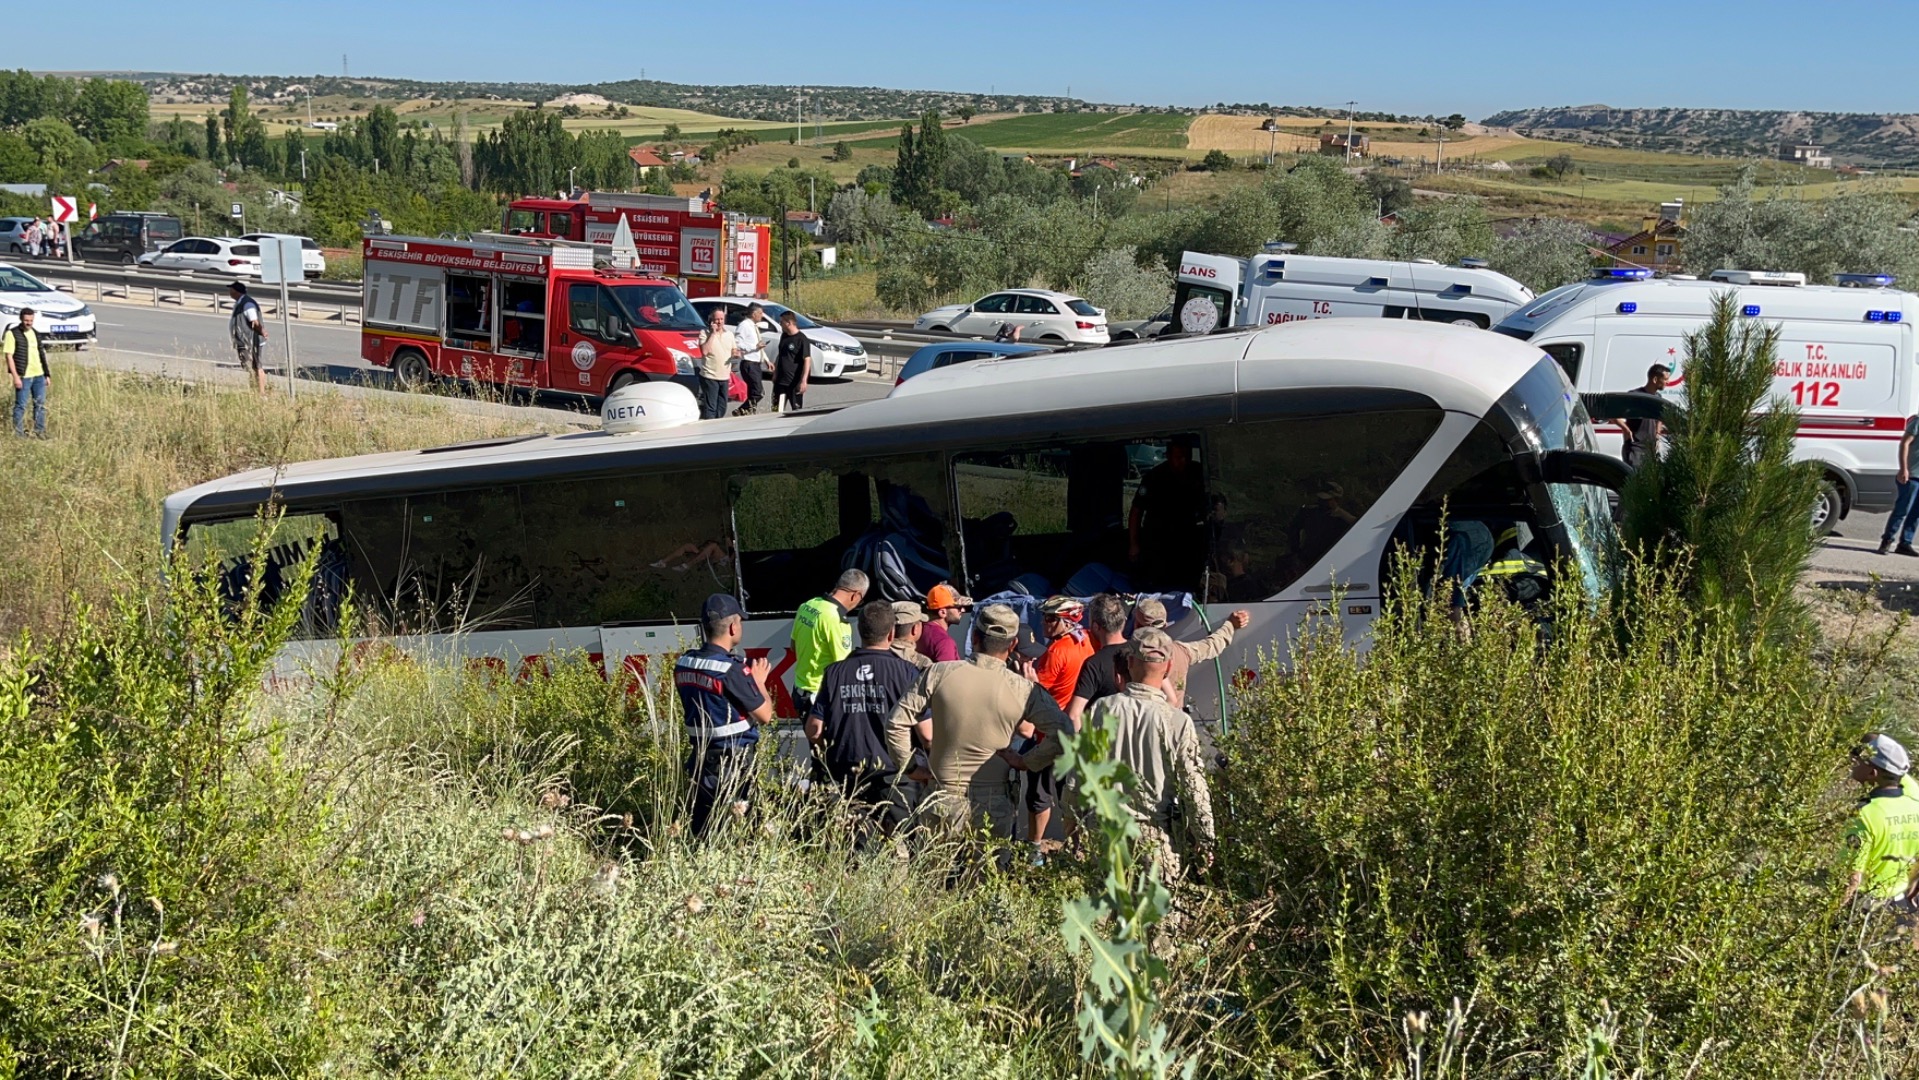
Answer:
[{"xmin": 83, "ymin": 298, "xmax": 895, "ymax": 413}]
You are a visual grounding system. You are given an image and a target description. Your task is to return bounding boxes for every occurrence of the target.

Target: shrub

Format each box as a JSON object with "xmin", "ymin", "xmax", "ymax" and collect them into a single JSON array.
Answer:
[
  {"xmin": 1075, "ymin": 245, "xmax": 1172, "ymax": 320},
  {"xmin": 1491, "ymin": 216, "xmax": 1595, "ymax": 293},
  {"xmin": 1199, "ymin": 149, "xmax": 1234, "ymax": 172}
]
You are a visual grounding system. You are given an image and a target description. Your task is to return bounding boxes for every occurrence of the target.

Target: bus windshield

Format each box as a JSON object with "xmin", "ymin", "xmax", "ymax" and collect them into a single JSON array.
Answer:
[
  {"xmin": 608, "ymin": 284, "xmax": 704, "ymax": 332},
  {"xmin": 1496, "ymin": 356, "xmax": 1620, "ymax": 595}
]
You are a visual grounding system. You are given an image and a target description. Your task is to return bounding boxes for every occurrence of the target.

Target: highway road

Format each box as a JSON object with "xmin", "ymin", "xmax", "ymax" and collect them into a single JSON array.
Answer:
[{"xmin": 81, "ymin": 298, "xmax": 896, "ymax": 412}]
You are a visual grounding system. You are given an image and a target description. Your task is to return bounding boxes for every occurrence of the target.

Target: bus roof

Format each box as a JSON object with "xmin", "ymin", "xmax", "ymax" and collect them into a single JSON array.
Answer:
[{"xmin": 163, "ymin": 320, "xmax": 1551, "ymax": 533}]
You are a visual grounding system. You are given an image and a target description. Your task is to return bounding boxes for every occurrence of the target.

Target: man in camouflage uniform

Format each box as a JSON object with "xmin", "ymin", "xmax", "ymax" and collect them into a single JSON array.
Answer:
[
  {"xmin": 889, "ymin": 600, "xmax": 933, "ymax": 672},
  {"xmin": 884, "ymin": 603, "xmax": 1068, "ymax": 839},
  {"xmin": 1131, "ymin": 597, "xmax": 1248, "ymax": 706},
  {"xmin": 1011, "ymin": 627, "xmax": 1215, "ymax": 879}
]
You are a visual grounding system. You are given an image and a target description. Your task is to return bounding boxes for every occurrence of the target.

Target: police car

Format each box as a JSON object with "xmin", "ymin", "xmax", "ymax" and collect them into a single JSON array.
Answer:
[{"xmin": 0, "ymin": 261, "xmax": 96, "ymax": 348}]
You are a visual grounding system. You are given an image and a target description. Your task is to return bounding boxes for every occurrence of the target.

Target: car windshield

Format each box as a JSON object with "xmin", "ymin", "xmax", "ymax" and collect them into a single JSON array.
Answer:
[
  {"xmin": 0, "ymin": 266, "xmax": 51, "ymax": 292},
  {"xmin": 1496, "ymin": 356, "xmax": 1619, "ymax": 596},
  {"xmin": 757, "ymin": 302, "xmax": 819, "ymax": 330},
  {"xmin": 1067, "ymin": 299, "xmax": 1100, "ymax": 317},
  {"xmin": 608, "ymin": 284, "xmax": 704, "ymax": 331}
]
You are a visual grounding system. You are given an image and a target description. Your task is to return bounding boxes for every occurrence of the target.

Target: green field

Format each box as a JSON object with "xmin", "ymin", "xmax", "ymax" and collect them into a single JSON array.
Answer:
[{"xmin": 851, "ymin": 112, "xmax": 1191, "ymax": 152}]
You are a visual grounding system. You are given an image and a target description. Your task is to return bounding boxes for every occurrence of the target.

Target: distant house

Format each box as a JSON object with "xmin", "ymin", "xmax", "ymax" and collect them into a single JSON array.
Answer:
[
  {"xmin": 627, "ymin": 146, "xmax": 667, "ymax": 178},
  {"xmin": 307, "ymin": 121, "xmax": 339, "ymax": 132},
  {"xmin": 784, "ymin": 210, "xmax": 825, "ymax": 238},
  {"xmin": 1605, "ymin": 200, "xmax": 1686, "ymax": 268},
  {"xmin": 1319, "ymin": 132, "xmax": 1370, "ymax": 158},
  {"xmin": 98, "ymin": 159, "xmax": 151, "ymax": 175},
  {"xmin": 1779, "ymin": 141, "xmax": 1832, "ymax": 169}
]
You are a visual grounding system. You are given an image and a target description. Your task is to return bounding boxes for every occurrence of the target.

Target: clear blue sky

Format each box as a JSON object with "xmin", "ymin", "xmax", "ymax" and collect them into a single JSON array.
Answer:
[{"xmin": 43, "ymin": 0, "xmax": 1919, "ymax": 119}]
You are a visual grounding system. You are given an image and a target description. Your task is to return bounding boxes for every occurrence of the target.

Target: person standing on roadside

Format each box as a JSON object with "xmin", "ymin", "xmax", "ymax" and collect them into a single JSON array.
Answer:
[
  {"xmin": 1131, "ymin": 597, "xmax": 1250, "ymax": 704},
  {"xmin": 772, "ymin": 310, "xmax": 811, "ymax": 414},
  {"xmin": 790, "ymin": 569, "xmax": 868, "ymax": 718},
  {"xmin": 734, "ymin": 303, "xmax": 770, "ymax": 415},
  {"xmin": 696, "ymin": 306, "xmax": 738, "ymax": 420},
  {"xmin": 806, "ymin": 601, "xmax": 923, "ymax": 838},
  {"xmin": 2, "ymin": 309, "xmax": 49, "ymax": 438},
  {"xmin": 1843, "ymin": 733, "xmax": 1919, "ymax": 906},
  {"xmin": 1882, "ymin": 413, "xmax": 1919, "ymax": 556},
  {"xmin": 1620, "ymin": 364, "xmax": 1669, "ymax": 472},
  {"xmin": 228, "ymin": 281, "xmax": 269, "ymax": 394},
  {"xmin": 919, "ymin": 583, "xmax": 970, "ymax": 664},
  {"xmin": 675, "ymin": 593, "xmax": 775, "ymax": 839}
]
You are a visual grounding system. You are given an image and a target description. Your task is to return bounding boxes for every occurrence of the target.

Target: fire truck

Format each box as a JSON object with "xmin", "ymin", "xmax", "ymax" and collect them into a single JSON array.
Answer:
[
  {"xmin": 360, "ymin": 233, "xmax": 740, "ymax": 400},
  {"xmin": 503, "ymin": 192, "xmax": 771, "ymax": 299}
]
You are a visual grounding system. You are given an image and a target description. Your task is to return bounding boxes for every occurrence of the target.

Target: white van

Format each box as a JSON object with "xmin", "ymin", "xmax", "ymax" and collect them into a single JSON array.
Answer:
[
  {"xmin": 1493, "ymin": 268, "xmax": 1918, "ymax": 530},
  {"xmin": 1174, "ymin": 248, "xmax": 1535, "ymax": 334}
]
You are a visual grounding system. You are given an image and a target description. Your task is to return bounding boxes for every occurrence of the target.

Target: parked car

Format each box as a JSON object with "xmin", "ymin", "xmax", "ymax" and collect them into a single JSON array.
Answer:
[
  {"xmin": 73, "ymin": 212, "xmax": 183, "ymax": 264},
  {"xmin": 891, "ymin": 340, "xmax": 1045, "ymax": 388},
  {"xmin": 240, "ymin": 233, "xmax": 327, "ymax": 276},
  {"xmin": 689, "ymin": 296, "xmax": 869, "ymax": 379},
  {"xmin": 137, "ymin": 237, "xmax": 262, "ymax": 277},
  {"xmin": 0, "ymin": 262, "xmax": 96, "ymax": 348},
  {"xmin": 913, "ymin": 288, "xmax": 1110, "ymax": 345},
  {"xmin": 1110, "ymin": 305, "xmax": 1173, "ymax": 340},
  {"xmin": 0, "ymin": 218, "xmax": 33, "ymax": 254}
]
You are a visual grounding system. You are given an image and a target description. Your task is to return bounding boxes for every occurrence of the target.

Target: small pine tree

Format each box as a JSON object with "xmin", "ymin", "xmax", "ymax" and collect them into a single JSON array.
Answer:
[{"xmin": 1621, "ymin": 291, "xmax": 1820, "ymax": 630}]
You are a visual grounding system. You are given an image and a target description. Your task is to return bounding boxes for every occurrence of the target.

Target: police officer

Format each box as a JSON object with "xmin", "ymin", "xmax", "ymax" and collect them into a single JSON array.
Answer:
[
  {"xmin": 675, "ymin": 593, "xmax": 774, "ymax": 838},
  {"xmin": 884, "ymin": 603, "xmax": 1069, "ymax": 839},
  {"xmin": 790, "ymin": 569, "xmax": 867, "ymax": 717},
  {"xmin": 1846, "ymin": 733, "xmax": 1919, "ymax": 906},
  {"xmin": 807, "ymin": 601, "xmax": 921, "ymax": 838}
]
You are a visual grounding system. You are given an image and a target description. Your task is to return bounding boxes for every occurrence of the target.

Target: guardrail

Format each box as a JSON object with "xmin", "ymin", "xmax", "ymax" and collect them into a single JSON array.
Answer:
[{"xmin": 33, "ymin": 263, "xmax": 364, "ymax": 324}]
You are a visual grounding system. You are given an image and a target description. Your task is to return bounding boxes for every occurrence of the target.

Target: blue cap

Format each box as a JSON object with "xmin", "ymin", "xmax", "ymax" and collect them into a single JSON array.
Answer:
[{"xmin": 702, "ymin": 593, "xmax": 745, "ymax": 623}]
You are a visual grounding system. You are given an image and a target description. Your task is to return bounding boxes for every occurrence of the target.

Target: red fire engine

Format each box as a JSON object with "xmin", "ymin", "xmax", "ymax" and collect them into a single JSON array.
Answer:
[
  {"xmin": 503, "ymin": 192, "xmax": 771, "ymax": 299},
  {"xmin": 360, "ymin": 233, "xmax": 741, "ymax": 400}
]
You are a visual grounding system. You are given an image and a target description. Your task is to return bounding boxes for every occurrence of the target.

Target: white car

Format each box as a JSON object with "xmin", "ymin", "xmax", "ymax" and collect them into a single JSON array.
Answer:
[
  {"xmin": 137, "ymin": 237, "xmax": 263, "ymax": 277},
  {"xmin": 691, "ymin": 296, "xmax": 870, "ymax": 379},
  {"xmin": 0, "ymin": 262, "xmax": 96, "ymax": 348},
  {"xmin": 914, "ymin": 288, "xmax": 1110, "ymax": 345},
  {"xmin": 240, "ymin": 233, "xmax": 327, "ymax": 277}
]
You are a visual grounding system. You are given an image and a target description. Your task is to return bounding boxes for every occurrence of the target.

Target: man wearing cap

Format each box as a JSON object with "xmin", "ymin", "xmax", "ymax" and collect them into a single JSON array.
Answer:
[
  {"xmin": 675, "ymin": 593, "xmax": 774, "ymax": 838},
  {"xmin": 890, "ymin": 600, "xmax": 934, "ymax": 672},
  {"xmin": 1844, "ymin": 733, "xmax": 1919, "ymax": 906},
  {"xmin": 807, "ymin": 601, "xmax": 922, "ymax": 837},
  {"xmin": 919, "ymin": 582, "xmax": 970, "ymax": 664},
  {"xmin": 228, "ymin": 281, "xmax": 268, "ymax": 394},
  {"xmin": 1132, "ymin": 597, "xmax": 1251, "ymax": 704},
  {"xmin": 884, "ymin": 602, "xmax": 1069, "ymax": 840},
  {"xmin": 791, "ymin": 569, "xmax": 868, "ymax": 718},
  {"xmin": 1009, "ymin": 628, "xmax": 1216, "ymax": 879}
]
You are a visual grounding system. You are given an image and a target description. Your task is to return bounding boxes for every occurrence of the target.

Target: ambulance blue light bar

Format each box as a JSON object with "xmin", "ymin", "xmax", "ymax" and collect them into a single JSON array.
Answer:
[
  {"xmin": 1743, "ymin": 304, "xmax": 1762, "ymax": 317},
  {"xmin": 1867, "ymin": 310, "xmax": 1904, "ymax": 323},
  {"xmin": 1837, "ymin": 273, "xmax": 1895, "ymax": 287},
  {"xmin": 1617, "ymin": 302, "xmax": 1638, "ymax": 314},
  {"xmin": 1596, "ymin": 267, "xmax": 1653, "ymax": 281}
]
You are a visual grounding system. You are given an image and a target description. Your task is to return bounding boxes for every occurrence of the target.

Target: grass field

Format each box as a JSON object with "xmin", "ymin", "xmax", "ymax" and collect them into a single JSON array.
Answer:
[{"xmin": 848, "ymin": 111, "xmax": 1191, "ymax": 152}]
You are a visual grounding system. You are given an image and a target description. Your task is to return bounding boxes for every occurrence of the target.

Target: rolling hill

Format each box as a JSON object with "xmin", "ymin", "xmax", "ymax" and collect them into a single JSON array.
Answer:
[{"xmin": 1483, "ymin": 105, "xmax": 1919, "ymax": 167}]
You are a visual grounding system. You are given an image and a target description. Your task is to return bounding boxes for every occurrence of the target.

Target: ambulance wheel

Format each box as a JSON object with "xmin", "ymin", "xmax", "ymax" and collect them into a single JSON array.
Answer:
[
  {"xmin": 1811, "ymin": 479, "xmax": 1842, "ymax": 537},
  {"xmin": 1450, "ymin": 317, "xmax": 1483, "ymax": 327},
  {"xmin": 393, "ymin": 349, "xmax": 432, "ymax": 391}
]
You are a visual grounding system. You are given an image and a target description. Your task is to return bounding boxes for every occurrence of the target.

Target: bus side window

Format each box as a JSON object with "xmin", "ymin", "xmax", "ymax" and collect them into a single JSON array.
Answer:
[
  {"xmin": 1207, "ymin": 408, "xmax": 1443, "ymax": 602},
  {"xmin": 339, "ymin": 489, "xmax": 532, "ymax": 635},
  {"xmin": 520, "ymin": 472, "xmax": 733, "ymax": 627},
  {"xmin": 184, "ymin": 513, "xmax": 346, "ymax": 638}
]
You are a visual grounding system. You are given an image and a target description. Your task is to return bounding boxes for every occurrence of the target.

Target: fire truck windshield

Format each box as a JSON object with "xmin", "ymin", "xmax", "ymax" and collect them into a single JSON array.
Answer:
[{"xmin": 607, "ymin": 284, "xmax": 704, "ymax": 332}]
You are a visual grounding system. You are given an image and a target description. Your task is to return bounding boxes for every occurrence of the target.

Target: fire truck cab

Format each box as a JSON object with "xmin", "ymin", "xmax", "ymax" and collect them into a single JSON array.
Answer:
[
  {"xmin": 502, "ymin": 191, "xmax": 770, "ymax": 300},
  {"xmin": 361, "ymin": 233, "xmax": 727, "ymax": 399}
]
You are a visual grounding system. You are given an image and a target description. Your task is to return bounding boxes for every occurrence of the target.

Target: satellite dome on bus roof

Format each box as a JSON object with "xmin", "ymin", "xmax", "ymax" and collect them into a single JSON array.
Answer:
[{"xmin": 602, "ymin": 381, "xmax": 699, "ymax": 434}]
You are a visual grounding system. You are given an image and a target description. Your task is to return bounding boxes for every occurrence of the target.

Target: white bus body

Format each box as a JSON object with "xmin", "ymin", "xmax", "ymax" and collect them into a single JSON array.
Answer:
[
  {"xmin": 1493, "ymin": 270, "xmax": 1919, "ymax": 524},
  {"xmin": 1174, "ymin": 250, "xmax": 1535, "ymax": 335},
  {"xmin": 164, "ymin": 321, "xmax": 1620, "ymax": 726}
]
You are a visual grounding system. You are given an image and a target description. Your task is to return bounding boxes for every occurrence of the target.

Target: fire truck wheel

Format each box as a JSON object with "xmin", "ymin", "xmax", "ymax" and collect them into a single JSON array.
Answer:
[
  {"xmin": 607, "ymin": 371, "xmax": 640, "ymax": 394},
  {"xmin": 393, "ymin": 349, "xmax": 432, "ymax": 391}
]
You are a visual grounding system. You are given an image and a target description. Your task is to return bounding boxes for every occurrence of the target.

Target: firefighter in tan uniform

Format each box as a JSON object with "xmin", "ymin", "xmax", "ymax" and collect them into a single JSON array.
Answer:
[
  {"xmin": 884, "ymin": 603, "xmax": 1068, "ymax": 838},
  {"xmin": 1009, "ymin": 628, "xmax": 1216, "ymax": 879}
]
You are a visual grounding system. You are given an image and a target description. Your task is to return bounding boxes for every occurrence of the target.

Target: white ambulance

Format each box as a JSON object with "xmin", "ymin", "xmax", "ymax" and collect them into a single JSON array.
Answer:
[
  {"xmin": 1173, "ymin": 247, "xmax": 1535, "ymax": 334},
  {"xmin": 1492, "ymin": 268, "xmax": 1918, "ymax": 531}
]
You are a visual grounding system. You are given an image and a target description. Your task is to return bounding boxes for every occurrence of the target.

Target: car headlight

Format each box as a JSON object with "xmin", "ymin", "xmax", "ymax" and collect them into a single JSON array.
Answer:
[
  {"xmin": 814, "ymin": 340, "xmax": 841, "ymax": 354},
  {"xmin": 670, "ymin": 349, "xmax": 694, "ymax": 376},
  {"xmin": 0, "ymin": 303, "xmax": 19, "ymax": 316},
  {"xmin": 75, "ymin": 304, "xmax": 91, "ymax": 318}
]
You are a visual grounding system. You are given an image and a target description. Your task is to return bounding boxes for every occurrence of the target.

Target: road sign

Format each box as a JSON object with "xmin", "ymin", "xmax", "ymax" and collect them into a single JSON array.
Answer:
[
  {"xmin": 48, "ymin": 195, "xmax": 76, "ymax": 223},
  {"xmin": 230, "ymin": 202, "xmax": 244, "ymax": 220},
  {"xmin": 87, "ymin": 203, "xmax": 97, "ymax": 221}
]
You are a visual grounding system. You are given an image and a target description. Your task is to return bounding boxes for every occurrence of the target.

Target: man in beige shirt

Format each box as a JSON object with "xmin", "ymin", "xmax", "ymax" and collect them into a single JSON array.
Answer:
[
  {"xmin": 1011, "ymin": 628, "xmax": 1215, "ymax": 878},
  {"xmin": 885, "ymin": 603, "xmax": 1068, "ymax": 838},
  {"xmin": 1132, "ymin": 597, "xmax": 1248, "ymax": 702},
  {"xmin": 889, "ymin": 601, "xmax": 933, "ymax": 672},
  {"xmin": 695, "ymin": 306, "xmax": 737, "ymax": 421}
]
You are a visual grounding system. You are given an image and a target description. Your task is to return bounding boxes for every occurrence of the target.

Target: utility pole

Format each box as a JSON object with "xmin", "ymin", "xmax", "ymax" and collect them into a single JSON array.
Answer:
[
  {"xmin": 1345, "ymin": 100, "xmax": 1357, "ymax": 163},
  {"xmin": 796, "ymin": 87, "xmax": 803, "ymax": 145},
  {"xmin": 1435, "ymin": 130, "xmax": 1444, "ymax": 173},
  {"xmin": 1261, "ymin": 117, "xmax": 1278, "ymax": 166}
]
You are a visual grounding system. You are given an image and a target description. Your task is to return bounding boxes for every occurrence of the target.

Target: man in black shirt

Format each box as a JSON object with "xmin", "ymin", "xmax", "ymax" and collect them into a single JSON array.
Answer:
[
  {"xmin": 1067, "ymin": 593, "xmax": 1130, "ymax": 726},
  {"xmin": 807, "ymin": 600, "xmax": 922, "ymax": 837},
  {"xmin": 1621, "ymin": 364, "xmax": 1669, "ymax": 471},
  {"xmin": 1128, "ymin": 436, "xmax": 1209, "ymax": 590},
  {"xmin": 772, "ymin": 310, "xmax": 812, "ymax": 413}
]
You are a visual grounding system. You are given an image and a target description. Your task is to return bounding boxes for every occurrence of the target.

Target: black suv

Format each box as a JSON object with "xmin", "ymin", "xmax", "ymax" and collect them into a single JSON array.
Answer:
[{"xmin": 73, "ymin": 212, "xmax": 184, "ymax": 264}]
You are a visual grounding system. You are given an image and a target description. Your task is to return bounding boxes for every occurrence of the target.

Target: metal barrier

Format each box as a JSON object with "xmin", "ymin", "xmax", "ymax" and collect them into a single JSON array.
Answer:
[{"xmin": 32, "ymin": 263, "xmax": 364, "ymax": 325}]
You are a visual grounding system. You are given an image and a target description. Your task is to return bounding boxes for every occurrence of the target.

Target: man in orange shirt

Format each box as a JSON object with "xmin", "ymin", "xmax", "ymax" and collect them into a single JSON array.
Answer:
[{"xmin": 1019, "ymin": 595, "xmax": 1093, "ymax": 849}]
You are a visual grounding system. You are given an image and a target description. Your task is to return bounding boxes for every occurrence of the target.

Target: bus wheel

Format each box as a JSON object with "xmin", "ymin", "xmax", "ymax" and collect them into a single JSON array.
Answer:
[
  {"xmin": 607, "ymin": 371, "xmax": 640, "ymax": 395},
  {"xmin": 1811, "ymin": 479, "xmax": 1842, "ymax": 537},
  {"xmin": 393, "ymin": 349, "xmax": 432, "ymax": 391}
]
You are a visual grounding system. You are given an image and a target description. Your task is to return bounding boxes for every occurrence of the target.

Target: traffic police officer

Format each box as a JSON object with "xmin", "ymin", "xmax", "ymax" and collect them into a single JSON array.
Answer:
[
  {"xmin": 790, "ymin": 569, "xmax": 867, "ymax": 716},
  {"xmin": 676, "ymin": 593, "xmax": 774, "ymax": 838},
  {"xmin": 884, "ymin": 603, "xmax": 1069, "ymax": 839},
  {"xmin": 1846, "ymin": 733, "xmax": 1919, "ymax": 906}
]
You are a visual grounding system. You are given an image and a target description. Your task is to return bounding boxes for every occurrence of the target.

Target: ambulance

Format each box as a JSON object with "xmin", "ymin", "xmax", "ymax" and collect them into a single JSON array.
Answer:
[
  {"xmin": 1172, "ymin": 246, "xmax": 1535, "ymax": 334},
  {"xmin": 502, "ymin": 192, "xmax": 770, "ymax": 299},
  {"xmin": 1492, "ymin": 267, "xmax": 1919, "ymax": 531},
  {"xmin": 360, "ymin": 233, "xmax": 739, "ymax": 401}
]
